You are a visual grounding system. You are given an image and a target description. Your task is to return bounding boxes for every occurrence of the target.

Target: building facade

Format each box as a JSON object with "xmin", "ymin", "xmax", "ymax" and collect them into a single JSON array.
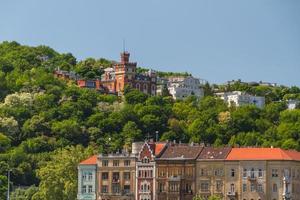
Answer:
[
  {"xmin": 78, "ymin": 144, "xmax": 300, "ymax": 200},
  {"xmin": 196, "ymin": 147, "xmax": 232, "ymax": 199},
  {"xmin": 155, "ymin": 143, "xmax": 203, "ymax": 200},
  {"xmin": 55, "ymin": 52, "xmax": 157, "ymax": 96},
  {"xmin": 136, "ymin": 142, "xmax": 167, "ymax": 200},
  {"xmin": 78, "ymin": 155, "xmax": 98, "ymax": 200},
  {"xmin": 97, "ymin": 152, "xmax": 137, "ymax": 200},
  {"xmin": 167, "ymin": 76, "xmax": 204, "ymax": 100},
  {"xmin": 215, "ymin": 91, "xmax": 265, "ymax": 109},
  {"xmin": 86, "ymin": 52, "xmax": 156, "ymax": 96}
]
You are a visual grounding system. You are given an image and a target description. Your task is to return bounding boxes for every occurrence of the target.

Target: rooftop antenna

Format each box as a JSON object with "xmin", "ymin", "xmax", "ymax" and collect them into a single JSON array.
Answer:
[{"xmin": 123, "ymin": 38, "xmax": 126, "ymax": 53}]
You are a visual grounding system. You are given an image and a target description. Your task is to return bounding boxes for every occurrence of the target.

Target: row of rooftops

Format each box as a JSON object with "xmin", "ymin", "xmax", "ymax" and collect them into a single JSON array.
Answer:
[{"xmin": 80, "ymin": 142, "xmax": 300, "ymax": 165}]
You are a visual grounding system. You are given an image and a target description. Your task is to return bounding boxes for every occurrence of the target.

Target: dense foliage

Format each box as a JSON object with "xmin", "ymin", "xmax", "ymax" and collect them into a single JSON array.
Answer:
[{"xmin": 0, "ymin": 41, "xmax": 300, "ymax": 199}]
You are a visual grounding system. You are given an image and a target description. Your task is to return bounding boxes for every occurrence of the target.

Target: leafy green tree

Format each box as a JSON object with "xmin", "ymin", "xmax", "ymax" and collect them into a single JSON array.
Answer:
[
  {"xmin": 0, "ymin": 133, "xmax": 11, "ymax": 152},
  {"xmin": 125, "ymin": 89, "xmax": 148, "ymax": 104},
  {"xmin": 51, "ymin": 119, "xmax": 87, "ymax": 145},
  {"xmin": 32, "ymin": 145, "xmax": 95, "ymax": 200},
  {"xmin": 121, "ymin": 121, "xmax": 142, "ymax": 150},
  {"xmin": 10, "ymin": 185, "xmax": 38, "ymax": 200}
]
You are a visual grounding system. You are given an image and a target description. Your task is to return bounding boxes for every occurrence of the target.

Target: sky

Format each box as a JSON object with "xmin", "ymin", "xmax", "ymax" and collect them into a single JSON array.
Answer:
[{"xmin": 0, "ymin": 0, "xmax": 299, "ymax": 86}]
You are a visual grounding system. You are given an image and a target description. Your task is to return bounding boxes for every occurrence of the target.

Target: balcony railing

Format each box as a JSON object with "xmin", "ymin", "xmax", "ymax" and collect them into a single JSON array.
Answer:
[
  {"xmin": 112, "ymin": 179, "xmax": 120, "ymax": 183},
  {"xmin": 227, "ymin": 191, "xmax": 237, "ymax": 196}
]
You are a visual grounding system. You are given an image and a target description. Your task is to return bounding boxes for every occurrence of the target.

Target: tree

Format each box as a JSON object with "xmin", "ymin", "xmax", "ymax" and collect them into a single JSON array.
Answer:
[
  {"xmin": 121, "ymin": 121, "xmax": 142, "ymax": 150},
  {"xmin": 0, "ymin": 133, "xmax": 11, "ymax": 152},
  {"xmin": 51, "ymin": 119, "xmax": 87, "ymax": 145},
  {"xmin": 32, "ymin": 145, "xmax": 95, "ymax": 200}
]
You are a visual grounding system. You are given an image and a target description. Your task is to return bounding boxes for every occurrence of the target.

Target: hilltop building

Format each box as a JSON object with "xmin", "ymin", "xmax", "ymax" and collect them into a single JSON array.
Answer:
[
  {"xmin": 165, "ymin": 76, "xmax": 204, "ymax": 100},
  {"xmin": 78, "ymin": 142, "xmax": 300, "ymax": 200},
  {"xmin": 287, "ymin": 99, "xmax": 300, "ymax": 110},
  {"xmin": 54, "ymin": 52, "xmax": 157, "ymax": 96},
  {"xmin": 215, "ymin": 91, "xmax": 265, "ymax": 108}
]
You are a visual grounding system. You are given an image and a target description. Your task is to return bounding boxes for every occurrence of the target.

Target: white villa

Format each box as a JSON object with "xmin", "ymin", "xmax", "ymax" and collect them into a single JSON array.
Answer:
[
  {"xmin": 166, "ymin": 76, "xmax": 204, "ymax": 100},
  {"xmin": 216, "ymin": 91, "xmax": 265, "ymax": 108}
]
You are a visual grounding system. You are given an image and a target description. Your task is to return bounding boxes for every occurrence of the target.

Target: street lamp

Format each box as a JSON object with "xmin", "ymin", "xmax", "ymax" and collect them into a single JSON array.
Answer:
[{"xmin": 7, "ymin": 169, "xmax": 12, "ymax": 200}]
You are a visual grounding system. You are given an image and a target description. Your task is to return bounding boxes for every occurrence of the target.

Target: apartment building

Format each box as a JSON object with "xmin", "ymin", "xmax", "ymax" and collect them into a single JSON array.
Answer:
[
  {"xmin": 155, "ymin": 143, "xmax": 203, "ymax": 200},
  {"xmin": 215, "ymin": 91, "xmax": 265, "ymax": 109},
  {"xmin": 196, "ymin": 147, "xmax": 232, "ymax": 199},
  {"xmin": 135, "ymin": 142, "xmax": 167, "ymax": 200},
  {"xmin": 225, "ymin": 148, "xmax": 300, "ymax": 200},
  {"xmin": 77, "ymin": 155, "xmax": 98, "ymax": 200},
  {"xmin": 97, "ymin": 152, "xmax": 137, "ymax": 200},
  {"xmin": 78, "ymin": 144, "xmax": 300, "ymax": 200},
  {"xmin": 167, "ymin": 76, "xmax": 204, "ymax": 100}
]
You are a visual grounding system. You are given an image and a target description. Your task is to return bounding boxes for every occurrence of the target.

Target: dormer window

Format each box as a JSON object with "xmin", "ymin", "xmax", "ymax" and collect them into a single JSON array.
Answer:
[{"xmin": 142, "ymin": 157, "xmax": 150, "ymax": 163}]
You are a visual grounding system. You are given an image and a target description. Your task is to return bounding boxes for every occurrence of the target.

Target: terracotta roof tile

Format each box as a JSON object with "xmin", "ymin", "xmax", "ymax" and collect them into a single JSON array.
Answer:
[
  {"xmin": 158, "ymin": 144, "xmax": 203, "ymax": 160},
  {"xmin": 154, "ymin": 142, "xmax": 167, "ymax": 156},
  {"xmin": 283, "ymin": 149, "xmax": 300, "ymax": 161},
  {"xmin": 226, "ymin": 148, "xmax": 300, "ymax": 161},
  {"xmin": 198, "ymin": 147, "xmax": 232, "ymax": 160},
  {"xmin": 79, "ymin": 155, "xmax": 98, "ymax": 165}
]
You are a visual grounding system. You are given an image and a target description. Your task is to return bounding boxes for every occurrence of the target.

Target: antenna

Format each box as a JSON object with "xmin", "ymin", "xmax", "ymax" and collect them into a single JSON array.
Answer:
[{"xmin": 123, "ymin": 38, "xmax": 126, "ymax": 53}]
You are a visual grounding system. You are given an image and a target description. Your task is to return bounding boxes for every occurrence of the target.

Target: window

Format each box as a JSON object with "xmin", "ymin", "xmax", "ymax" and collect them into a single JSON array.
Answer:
[
  {"xmin": 257, "ymin": 184, "xmax": 263, "ymax": 193},
  {"xmin": 273, "ymin": 184, "xmax": 277, "ymax": 192},
  {"xmin": 124, "ymin": 160, "xmax": 131, "ymax": 166},
  {"xmin": 102, "ymin": 160, "xmax": 108, "ymax": 167},
  {"xmin": 124, "ymin": 185, "xmax": 130, "ymax": 193},
  {"xmin": 142, "ymin": 157, "xmax": 150, "ymax": 163},
  {"xmin": 124, "ymin": 172, "xmax": 130, "ymax": 180},
  {"xmin": 112, "ymin": 172, "xmax": 120, "ymax": 182},
  {"xmin": 230, "ymin": 183, "xmax": 235, "ymax": 193},
  {"xmin": 185, "ymin": 183, "xmax": 192, "ymax": 193},
  {"xmin": 250, "ymin": 168, "xmax": 255, "ymax": 178},
  {"xmin": 243, "ymin": 169, "xmax": 247, "ymax": 178},
  {"xmin": 82, "ymin": 185, "xmax": 87, "ymax": 193},
  {"xmin": 243, "ymin": 183, "xmax": 247, "ymax": 192},
  {"xmin": 102, "ymin": 172, "xmax": 108, "ymax": 180},
  {"xmin": 200, "ymin": 181, "xmax": 209, "ymax": 192},
  {"xmin": 112, "ymin": 184, "xmax": 120, "ymax": 193},
  {"xmin": 88, "ymin": 172, "xmax": 93, "ymax": 180},
  {"xmin": 101, "ymin": 185, "xmax": 108, "ymax": 193},
  {"xmin": 216, "ymin": 181, "xmax": 222, "ymax": 191},
  {"xmin": 200, "ymin": 168, "xmax": 205, "ymax": 176},
  {"xmin": 88, "ymin": 185, "xmax": 93, "ymax": 193},
  {"xmin": 258, "ymin": 169, "xmax": 263, "ymax": 177},
  {"xmin": 159, "ymin": 182, "xmax": 165, "ymax": 192},
  {"xmin": 169, "ymin": 183, "xmax": 179, "ymax": 192},
  {"xmin": 82, "ymin": 172, "xmax": 87, "ymax": 180},
  {"xmin": 250, "ymin": 183, "xmax": 255, "ymax": 192},
  {"xmin": 214, "ymin": 168, "xmax": 223, "ymax": 176},
  {"xmin": 113, "ymin": 160, "xmax": 119, "ymax": 166},
  {"xmin": 231, "ymin": 169, "xmax": 235, "ymax": 177},
  {"xmin": 272, "ymin": 169, "xmax": 278, "ymax": 177}
]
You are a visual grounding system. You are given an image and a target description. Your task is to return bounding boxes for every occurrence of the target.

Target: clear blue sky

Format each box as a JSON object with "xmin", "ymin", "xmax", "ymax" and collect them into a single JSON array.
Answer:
[{"xmin": 1, "ymin": 0, "xmax": 299, "ymax": 86}]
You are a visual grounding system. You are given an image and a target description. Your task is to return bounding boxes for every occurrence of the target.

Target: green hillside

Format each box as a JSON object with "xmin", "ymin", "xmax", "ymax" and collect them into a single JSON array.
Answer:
[{"xmin": 0, "ymin": 41, "xmax": 300, "ymax": 199}]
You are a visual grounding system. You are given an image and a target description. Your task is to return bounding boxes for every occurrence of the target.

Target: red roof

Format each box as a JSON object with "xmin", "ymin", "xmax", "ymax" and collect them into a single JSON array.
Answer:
[
  {"xmin": 283, "ymin": 149, "xmax": 300, "ymax": 161},
  {"xmin": 79, "ymin": 155, "xmax": 98, "ymax": 165},
  {"xmin": 154, "ymin": 143, "xmax": 167, "ymax": 156},
  {"xmin": 226, "ymin": 148, "xmax": 300, "ymax": 161}
]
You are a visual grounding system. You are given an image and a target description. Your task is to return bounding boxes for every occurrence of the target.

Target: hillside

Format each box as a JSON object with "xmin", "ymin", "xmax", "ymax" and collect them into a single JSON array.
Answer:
[{"xmin": 0, "ymin": 41, "xmax": 300, "ymax": 199}]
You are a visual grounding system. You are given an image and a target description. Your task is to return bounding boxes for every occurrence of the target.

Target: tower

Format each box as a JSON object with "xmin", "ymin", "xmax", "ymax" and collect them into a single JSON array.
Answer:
[{"xmin": 114, "ymin": 51, "xmax": 137, "ymax": 94}]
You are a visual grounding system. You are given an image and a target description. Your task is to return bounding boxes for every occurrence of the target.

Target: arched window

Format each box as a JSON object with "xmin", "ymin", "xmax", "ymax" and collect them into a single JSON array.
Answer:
[{"xmin": 136, "ymin": 83, "xmax": 140, "ymax": 90}]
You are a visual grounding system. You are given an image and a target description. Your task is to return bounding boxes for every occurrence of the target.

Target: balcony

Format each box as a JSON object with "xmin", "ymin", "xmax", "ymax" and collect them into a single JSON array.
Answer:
[
  {"xmin": 139, "ymin": 190, "xmax": 151, "ymax": 194},
  {"xmin": 247, "ymin": 175, "xmax": 257, "ymax": 181},
  {"xmin": 112, "ymin": 179, "xmax": 120, "ymax": 183},
  {"xmin": 168, "ymin": 175, "xmax": 181, "ymax": 181},
  {"xmin": 227, "ymin": 191, "xmax": 237, "ymax": 197}
]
